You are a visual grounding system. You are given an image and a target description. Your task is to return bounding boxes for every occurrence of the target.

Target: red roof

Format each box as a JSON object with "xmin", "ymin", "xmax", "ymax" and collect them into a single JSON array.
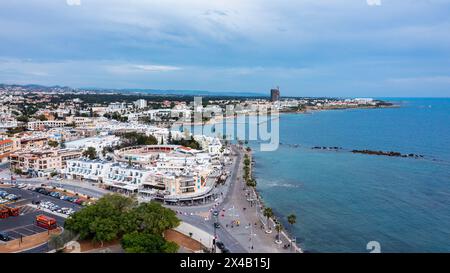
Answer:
[{"xmin": 0, "ymin": 139, "xmax": 13, "ymax": 146}]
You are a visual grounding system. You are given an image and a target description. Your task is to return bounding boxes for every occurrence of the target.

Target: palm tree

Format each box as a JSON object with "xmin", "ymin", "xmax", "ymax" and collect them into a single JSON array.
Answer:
[
  {"xmin": 287, "ymin": 214, "xmax": 297, "ymax": 250},
  {"xmin": 263, "ymin": 207, "xmax": 274, "ymax": 232},
  {"xmin": 275, "ymin": 222, "xmax": 283, "ymax": 244},
  {"xmin": 287, "ymin": 214, "xmax": 296, "ymax": 229}
]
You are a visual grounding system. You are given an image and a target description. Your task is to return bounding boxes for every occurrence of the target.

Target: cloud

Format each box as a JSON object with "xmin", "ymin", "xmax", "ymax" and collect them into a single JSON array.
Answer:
[
  {"xmin": 0, "ymin": 1, "xmax": 450, "ymax": 96},
  {"xmin": 106, "ymin": 64, "xmax": 182, "ymax": 75},
  {"xmin": 366, "ymin": 0, "xmax": 381, "ymax": 6},
  {"xmin": 66, "ymin": 0, "xmax": 81, "ymax": 6},
  {"xmin": 133, "ymin": 65, "xmax": 181, "ymax": 72}
]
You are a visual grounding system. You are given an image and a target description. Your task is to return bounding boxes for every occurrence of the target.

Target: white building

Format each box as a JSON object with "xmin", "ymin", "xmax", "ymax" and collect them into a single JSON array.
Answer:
[
  {"xmin": 27, "ymin": 120, "xmax": 68, "ymax": 131},
  {"xmin": 134, "ymin": 99, "xmax": 148, "ymax": 109},
  {"xmin": 64, "ymin": 142, "xmax": 224, "ymax": 201},
  {"xmin": 193, "ymin": 135, "xmax": 223, "ymax": 156},
  {"xmin": 107, "ymin": 102, "xmax": 128, "ymax": 113},
  {"xmin": 65, "ymin": 159, "xmax": 110, "ymax": 182},
  {"xmin": 64, "ymin": 135, "xmax": 121, "ymax": 153}
]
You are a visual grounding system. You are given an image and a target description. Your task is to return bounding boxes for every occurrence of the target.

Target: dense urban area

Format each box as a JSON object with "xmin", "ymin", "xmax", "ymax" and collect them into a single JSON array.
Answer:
[{"xmin": 0, "ymin": 83, "xmax": 391, "ymax": 253}]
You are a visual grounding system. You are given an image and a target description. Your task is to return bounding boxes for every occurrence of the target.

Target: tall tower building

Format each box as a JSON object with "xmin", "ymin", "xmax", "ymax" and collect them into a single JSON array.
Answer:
[{"xmin": 270, "ymin": 87, "xmax": 280, "ymax": 102}]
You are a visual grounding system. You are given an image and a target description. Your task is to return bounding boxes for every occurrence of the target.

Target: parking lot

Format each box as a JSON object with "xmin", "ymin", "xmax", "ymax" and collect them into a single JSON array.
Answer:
[
  {"xmin": 1, "ymin": 186, "xmax": 83, "ymax": 212},
  {"xmin": 0, "ymin": 210, "xmax": 65, "ymax": 237},
  {"xmin": 1, "ymin": 186, "xmax": 81, "ymax": 244},
  {"xmin": 3, "ymin": 224, "xmax": 48, "ymax": 240}
]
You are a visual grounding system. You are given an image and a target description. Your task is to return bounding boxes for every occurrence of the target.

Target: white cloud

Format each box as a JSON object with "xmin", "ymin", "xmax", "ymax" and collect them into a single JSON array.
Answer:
[
  {"xmin": 132, "ymin": 65, "xmax": 181, "ymax": 72},
  {"xmin": 106, "ymin": 64, "xmax": 182, "ymax": 75},
  {"xmin": 367, "ymin": 0, "xmax": 381, "ymax": 6},
  {"xmin": 66, "ymin": 0, "xmax": 81, "ymax": 6}
]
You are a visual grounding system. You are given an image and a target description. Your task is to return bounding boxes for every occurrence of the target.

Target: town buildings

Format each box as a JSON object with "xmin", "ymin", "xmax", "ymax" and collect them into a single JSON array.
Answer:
[
  {"xmin": 10, "ymin": 149, "xmax": 82, "ymax": 177},
  {"xmin": 64, "ymin": 144, "xmax": 222, "ymax": 201}
]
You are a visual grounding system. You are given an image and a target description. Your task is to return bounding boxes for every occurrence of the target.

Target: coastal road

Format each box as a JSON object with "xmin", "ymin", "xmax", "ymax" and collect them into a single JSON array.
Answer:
[{"xmin": 216, "ymin": 145, "xmax": 296, "ymax": 253}]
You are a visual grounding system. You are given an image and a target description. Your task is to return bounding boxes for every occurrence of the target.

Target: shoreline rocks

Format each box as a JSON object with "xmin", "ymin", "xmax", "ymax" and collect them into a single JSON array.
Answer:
[
  {"xmin": 310, "ymin": 146, "xmax": 425, "ymax": 159},
  {"xmin": 312, "ymin": 146, "xmax": 343, "ymax": 151},
  {"xmin": 351, "ymin": 150, "xmax": 424, "ymax": 158}
]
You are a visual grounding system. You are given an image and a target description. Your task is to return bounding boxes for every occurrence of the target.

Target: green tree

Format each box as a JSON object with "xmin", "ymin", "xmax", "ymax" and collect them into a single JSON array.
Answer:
[
  {"xmin": 263, "ymin": 207, "xmax": 274, "ymax": 231},
  {"xmin": 48, "ymin": 140, "xmax": 59, "ymax": 148},
  {"xmin": 127, "ymin": 201, "xmax": 180, "ymax": 235},
  {"xmin": 90, "ymin": 217, "xmax": 119, "ymax": 247},
  {"xmin": 275, "ymin": 222, "xmax": 283, "ymax": 242},
  {"xmin": 121, "ymin": 232, "xmax": 178, "ymax": 253},
  {"xmin": 287, "ymin": 213, "xmax": 297, "ymax": 251},
  {"xmin": 171, "ymin": 138, "xmax": 201, "ymax": 150},
  {"xmin": 82, "ymin": 147, "xmax": 98, "ymax": 160},
  {"xmin": 13, "ymin": 168, "xmax": 24, "ymax": 175},
  {"xmin": 64, "ymin": 195, "xmax": 180, "ymax": 252},
  {"xmin": 117, "ymin": 132, "xmax": 158, "ymax": 148},
  {"xmin": 16, "ymin": 115, "xmax": 29, "ymax": 123},
  {"xmin": 36, "ymin": 114, "xmax": 48, "ymax": 121},
  {"xmin": 287, "ymin": 214, "xmax": 297, "ymax": 228},
  {"xmin": 65, "ymin": 194, "xmax": 137, "ymax": 241}
]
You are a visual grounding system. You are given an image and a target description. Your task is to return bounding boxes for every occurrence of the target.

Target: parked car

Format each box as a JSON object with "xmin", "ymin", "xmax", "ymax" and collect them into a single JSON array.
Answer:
[
  {"xmin": 215, "ymin": 241, "xmax": 225, "ymax": 250},
  {"xmin": 221, "ymin": 247, "xmax": 230, "ymax": 253},
  {"xmin": 0, "ymin": 232, "xmax": 10, "ymax": 242},
  {"xmin": 5, "ymin": 194, "xmax": 20, "ymax": 201},
  {"xmin": 50, "ymin": 192, "xmax": 60, "ymax": 198}
]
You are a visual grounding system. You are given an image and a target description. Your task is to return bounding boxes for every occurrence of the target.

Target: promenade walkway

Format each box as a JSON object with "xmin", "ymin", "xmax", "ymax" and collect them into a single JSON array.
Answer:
[{"xmin": 216, "ymin": 145, "xmax": 302, "ymax": 253}]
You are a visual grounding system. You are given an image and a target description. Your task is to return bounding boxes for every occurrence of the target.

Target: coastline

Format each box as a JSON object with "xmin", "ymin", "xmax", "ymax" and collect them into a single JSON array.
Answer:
[
  {"xmin": 174, "ymin": 103, "xmax": 399, "ymax": 127},
  {"xmin": 243, "ymin": 147, "xmax": 303, "ymax": 253}
]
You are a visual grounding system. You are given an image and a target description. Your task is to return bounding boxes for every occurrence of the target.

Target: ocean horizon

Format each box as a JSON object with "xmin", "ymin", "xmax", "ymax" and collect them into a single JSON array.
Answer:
[{"xmin": 192, "ymin": 97, "xmax": 450, "ymax": 253}]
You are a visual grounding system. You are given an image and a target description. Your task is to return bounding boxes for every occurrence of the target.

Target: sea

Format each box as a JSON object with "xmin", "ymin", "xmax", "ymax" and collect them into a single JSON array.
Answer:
[{"xmin": 186, "ymin": 98, "xmax": 450, "ymax": 253}]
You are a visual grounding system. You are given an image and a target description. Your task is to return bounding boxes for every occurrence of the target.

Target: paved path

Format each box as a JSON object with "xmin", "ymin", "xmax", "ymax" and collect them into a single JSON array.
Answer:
[
  {"xmin": 215, "ymin": 146, "xmax": 297, "ymax": 253},
  {"xmin": 170, "ymin": 145, "xmax": 301, "ymax": 253}
]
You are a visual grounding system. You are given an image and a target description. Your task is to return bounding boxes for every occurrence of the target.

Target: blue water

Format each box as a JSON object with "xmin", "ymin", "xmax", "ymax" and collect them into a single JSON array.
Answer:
[{"xmin": 188, "ymin": 98, "xmax": 450, "ymax": 252}]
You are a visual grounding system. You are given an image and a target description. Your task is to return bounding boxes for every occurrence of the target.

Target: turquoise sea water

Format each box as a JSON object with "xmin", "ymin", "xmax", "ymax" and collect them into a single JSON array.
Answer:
[{"xmin": 189, "ymin": 98, "xmax": 450, "ymax": 252}]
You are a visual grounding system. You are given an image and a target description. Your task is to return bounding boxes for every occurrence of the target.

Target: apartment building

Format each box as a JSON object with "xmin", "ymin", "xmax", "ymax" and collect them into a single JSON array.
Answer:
[
  {"xmin": 0, "ymin": 139, "xmax": 13, "ymax": 163},
  {"xmin": 27, "ymin": 120, "xmax": 68, "ymax": 131},
  {"xmin": 10, "ymin": 149, "xmax": 82, "ymax": 176}
]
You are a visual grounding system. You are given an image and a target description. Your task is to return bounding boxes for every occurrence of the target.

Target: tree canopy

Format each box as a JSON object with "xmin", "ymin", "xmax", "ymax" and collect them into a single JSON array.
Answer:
[
  {"xmin": 121, "ymin": 232, "xmax": 178, "ymax": 253},
  {"xmin": 64, "ymin": 194, "xmax": 180, "ymax": 251},
  {"xmin": 170, "ymin": 138, "xmax": 201, "ymax": 150},
  {"xmin": 116, "ymin": 132, "xmax": 158, "ymax": 148},
  {"xmin": 82, "ymin": 147, "xmax": 98, "ymax": 160}
]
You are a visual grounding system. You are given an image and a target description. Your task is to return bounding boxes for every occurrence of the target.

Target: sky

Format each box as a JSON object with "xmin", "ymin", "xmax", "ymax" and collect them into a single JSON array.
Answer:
[{"xmin": 0, "ymin": 0, "xmax": 449, "ymax": 97}]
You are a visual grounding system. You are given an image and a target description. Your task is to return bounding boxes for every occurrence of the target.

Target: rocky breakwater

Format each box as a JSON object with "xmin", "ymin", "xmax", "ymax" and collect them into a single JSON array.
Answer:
[{"xmin": 351, "ymin": 150, "xmax": 424, "ymax": 158}]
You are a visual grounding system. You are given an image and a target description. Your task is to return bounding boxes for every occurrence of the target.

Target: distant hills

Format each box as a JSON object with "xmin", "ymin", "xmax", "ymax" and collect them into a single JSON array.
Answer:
[
  {"xmin": 0, "ymin": 83, "xmax": 266, "ymax": 97},
  {"xmin": 88, "ymin": 88, "xmax": 266, "ymax": 97}
]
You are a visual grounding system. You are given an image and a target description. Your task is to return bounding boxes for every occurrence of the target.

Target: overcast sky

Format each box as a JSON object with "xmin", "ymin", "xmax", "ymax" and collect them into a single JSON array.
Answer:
[{"xmin": 1, "ymin": 0, "xmax": 449, "ymax": 97}]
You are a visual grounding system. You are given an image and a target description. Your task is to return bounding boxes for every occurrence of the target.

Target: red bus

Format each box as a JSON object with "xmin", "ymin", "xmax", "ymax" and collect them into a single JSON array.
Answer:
[
  {"xmin": 36, "ymin": 215, "xmax": 57, "ymax": 230},
  {"xmin": 0, "ymin": 208, "xmax": 8, "ymax": 219},
  {"xmin": 9, "ymin": 207, "xmax": 19, "ymax": 216},
  {"xmin": 0, "ymin": 205, "xmax": 19, "ymax": 218}
]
